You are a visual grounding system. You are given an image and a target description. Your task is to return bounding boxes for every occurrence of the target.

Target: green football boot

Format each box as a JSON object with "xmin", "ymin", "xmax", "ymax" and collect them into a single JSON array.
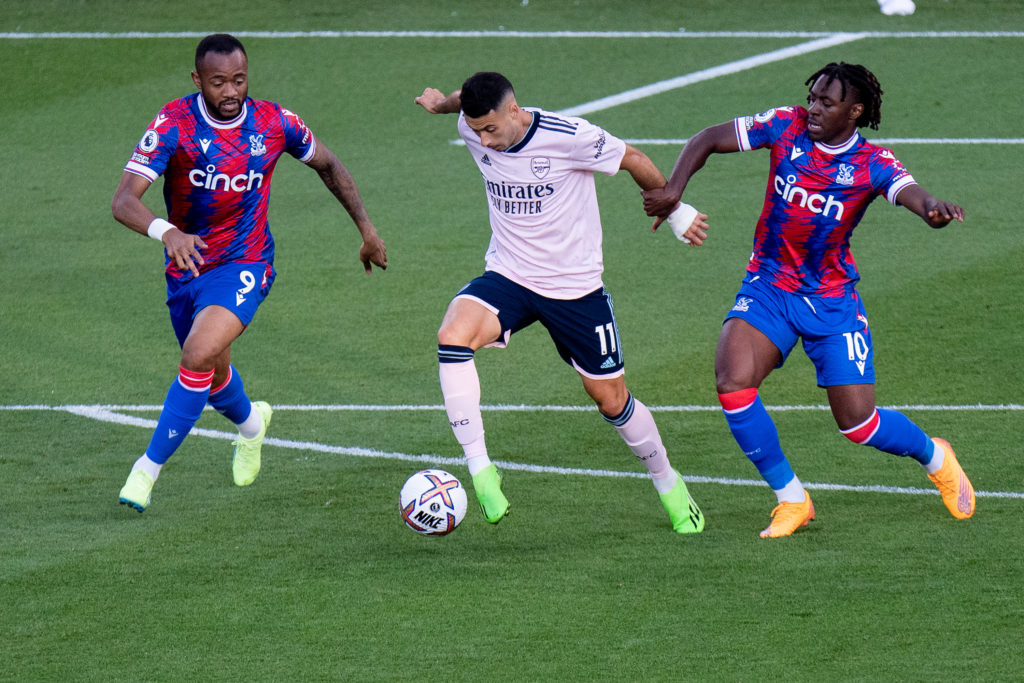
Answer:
[
  {"xmin": 232, "ymin": 401, "xmax": 273, "ymax": 487},
  {"xmin": 119, "ymin": 469, "xmax": 155, "ymax": 513},
  {"xmin": 472, "ymin": 464, "xmax": 509, "ymax": 524},
  {"xmin": 659, "ymin": 469, "xmax": 705, "ymax": 534}
]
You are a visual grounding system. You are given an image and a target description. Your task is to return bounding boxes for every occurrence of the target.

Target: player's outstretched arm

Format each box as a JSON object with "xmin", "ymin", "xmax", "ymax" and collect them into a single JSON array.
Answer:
[
  {"xmin": 111, "ymin": 171, "xmax": 207, "ymax": 277},
  {"xmin": 620, "ymin": 144, "xmax": 668, "ymax": 191},
  {"xmin": 893, "ymin": 184, "xmax": 965, "ymax": 229},
  {"xmin": 306, "ymin": 140, "xmax": 387, "ymax": 273},
  {"xmin": 642, "ymin": 121, "xmax": 739, "ymax": 220},
  {"xmin": 414, "ymin": 88, "xmax": 462, "ymax": 114},
  {"xmin": 620, "ymin": 144, "xmax": 709, "ymax": 246}
]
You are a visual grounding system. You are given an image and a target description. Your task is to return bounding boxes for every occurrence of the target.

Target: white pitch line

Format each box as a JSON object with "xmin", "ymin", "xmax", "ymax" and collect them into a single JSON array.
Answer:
[
  {"xmin": 6, "ymin": 402, "xmax": 1022, "ymax": 412},
  {"xmin": 626, "ymin": 138, "xmax": 1024, "ymax": 146},
  {"xmin": 558, "ymin": 32, "xmax": 869, "ymax": 117},
  {"xmin": 3, "ymin": 31, "xmax": 1024, "ymax": 39},
  {"xmin": 60, "ymin": 26, "xmax": 990, "ymax": 144},
  {"xmin": 445, "ymin": 32, "xmax": 864, "ymax": 142},
  {"xmin": 43, "ymin": 404, "xmax": 1024, "ymax": 500}
]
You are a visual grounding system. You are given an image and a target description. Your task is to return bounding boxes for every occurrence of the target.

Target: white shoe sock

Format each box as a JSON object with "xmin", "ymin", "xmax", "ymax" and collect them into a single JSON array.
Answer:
[
  {"xmin": 236, "ymin": 402, "xmax": 262, "ymax": 439},
  {"xmin": 774, "ymin": 477, "xmax": 806, "ymax": 504},
  {"xmin": 132, "ymin": 454, "xmax": 163, "ymax": 482}
]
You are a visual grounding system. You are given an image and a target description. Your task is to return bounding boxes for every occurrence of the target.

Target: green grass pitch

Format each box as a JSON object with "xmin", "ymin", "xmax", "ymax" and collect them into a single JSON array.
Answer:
[{"xmin": 2, "ymin": 1, "xmax": 1023, "ymax": 680}]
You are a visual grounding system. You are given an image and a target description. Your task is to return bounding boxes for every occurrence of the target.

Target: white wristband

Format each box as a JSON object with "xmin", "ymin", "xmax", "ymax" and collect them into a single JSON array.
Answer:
[
  {"xmin": 666, "ymin": 203, "xmax": 699, "ymax": 243},
  {"xmin": 147, "ymin": 218, "xmax": 175, "ymax": 241}
]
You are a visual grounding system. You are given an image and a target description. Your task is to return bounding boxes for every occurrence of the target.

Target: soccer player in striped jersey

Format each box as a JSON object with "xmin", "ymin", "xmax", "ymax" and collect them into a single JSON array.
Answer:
[
  {"xmin": 415, "ymin": 72, "xmax": 709, "ymax": 534},
  {"xmin": 643, "ymin": 62, "xmax": 974, "ymax": 538},
  {"xmin": 112, "ymin": 34, "xmax": 387, "ymax": 512}
]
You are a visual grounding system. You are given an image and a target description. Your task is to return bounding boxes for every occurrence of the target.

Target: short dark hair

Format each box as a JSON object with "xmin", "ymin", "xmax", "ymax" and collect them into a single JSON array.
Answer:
[
  {"xmin": 460, "ymin": 72, "xmax": 515, "ymax": 118},
  {"xmin": 195, "ymin": 33, "xmax": 247, "ymax": 71},
  {"xmin": 805, "ymin": 62, "xmax": 883, "ymax": 130}
]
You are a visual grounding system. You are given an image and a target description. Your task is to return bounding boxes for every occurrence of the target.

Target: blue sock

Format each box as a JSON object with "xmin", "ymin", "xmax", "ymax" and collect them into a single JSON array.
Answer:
[
  {"xmin": 843, "ymin": 407, "xmax": 934, "ymax": 465},
  {"xmin": 719, "ymin": 389, "xmax": 795, "ymax": 490},
  {"xmin": 208, "ymin": 365, "xmax": 252, "ymax": 425},
  {"xmin": 145, "ymin": 367, "xmax": 214, "ymax": 465}
]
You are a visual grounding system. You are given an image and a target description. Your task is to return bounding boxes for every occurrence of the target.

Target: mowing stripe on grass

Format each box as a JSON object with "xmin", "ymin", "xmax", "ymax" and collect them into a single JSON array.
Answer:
[{"xmin": 20, "ymin": 403, "xmax": 1024, "ymax": 500}]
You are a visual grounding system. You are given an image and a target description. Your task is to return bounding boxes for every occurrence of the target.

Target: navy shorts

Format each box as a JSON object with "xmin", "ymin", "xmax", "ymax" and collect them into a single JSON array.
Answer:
[
  {"xmin": 165, "ymin": 261, "xmax": 276, "ymax": 346},
  {"xmin": 724, "ymin": 276, "xmax": 875, "ymax": 386},
  {"xmin": 455, "ymin": 271, "xmax": 625, "ymax": 379}
]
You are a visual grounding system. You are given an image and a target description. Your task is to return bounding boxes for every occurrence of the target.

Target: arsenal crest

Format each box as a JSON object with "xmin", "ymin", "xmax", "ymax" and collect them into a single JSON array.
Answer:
[{"xmin": 531, "ymin": 157, "xmax": 550, "ymax": 179}]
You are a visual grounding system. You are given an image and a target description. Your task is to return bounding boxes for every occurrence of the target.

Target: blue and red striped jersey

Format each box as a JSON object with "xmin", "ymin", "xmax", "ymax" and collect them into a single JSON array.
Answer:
[
  {"xmin": 125, "ymin": 93, "xmax": 316, "ymax": 283},
  {"xmin": 734, "ymin": 105, "xmax": 916, "ymax": 296}
]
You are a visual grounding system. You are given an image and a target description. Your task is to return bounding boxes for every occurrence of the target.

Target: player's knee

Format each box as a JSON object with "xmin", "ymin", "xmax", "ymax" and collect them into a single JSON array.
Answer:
[
  {"xmin": 179, "ymin": 345, "xmax": 219, "ymax": 374},
  {"xmin": 596, "ymin": 394, "xmax": 627, "ymax": 418},
  {"xmin": 715, "ymin": 370, "xmax": 753, "ymax": 396},
  {"xmin": 588, "ymin": 381, "xmax": 629, "ymax": 418},
  {"xmin": 438, "ymin": 320, "xmax": 495, "ymax": 349},
  {"xmin": 715, "ymin": 358, "xmax": 757, "ymax": 394},
  {"xmin": 437, "ymin": 323, "xmax": 468, "ymax": 347}
]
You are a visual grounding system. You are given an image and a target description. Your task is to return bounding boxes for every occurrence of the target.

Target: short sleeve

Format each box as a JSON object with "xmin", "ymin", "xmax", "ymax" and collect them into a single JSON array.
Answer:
[
  {"xmin": 873, "ymin": 148, "xmax": 917, "ymax": 205},
  {"xmin": 734, "ymin": 106, "xmax": 803, "ymax": 152},
  {"xmin": 280, "ymin": 107, "xmax": 317, "ymax": 163},
  {"xmin": 569, "ymin": 118, "xmax": 626, "ymax": 176},
  {"xmin": 124, "ymin": 105, "xmax": 179, "ymax": 182}
]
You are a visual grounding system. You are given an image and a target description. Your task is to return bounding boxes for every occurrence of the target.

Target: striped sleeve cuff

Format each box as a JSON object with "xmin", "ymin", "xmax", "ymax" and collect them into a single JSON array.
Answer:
[
  {"xmin": 125, "ymin": 161, "xmax": 159, "ymax": 182},
  {"xmin": 887, "ymin": 176, "xmax": 917, "ymax": 205}
]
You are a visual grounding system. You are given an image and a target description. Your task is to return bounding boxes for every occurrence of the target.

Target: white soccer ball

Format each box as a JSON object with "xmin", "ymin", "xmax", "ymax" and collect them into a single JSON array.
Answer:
[{"xmin": 399, "ymin": 469, "xmax": 468, "ymax": 536}]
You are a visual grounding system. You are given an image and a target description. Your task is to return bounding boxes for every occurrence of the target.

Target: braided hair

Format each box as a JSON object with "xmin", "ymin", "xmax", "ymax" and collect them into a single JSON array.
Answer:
[{"xmin": 805, "ymin": 62, "xmax": 883, "ymax": 130}]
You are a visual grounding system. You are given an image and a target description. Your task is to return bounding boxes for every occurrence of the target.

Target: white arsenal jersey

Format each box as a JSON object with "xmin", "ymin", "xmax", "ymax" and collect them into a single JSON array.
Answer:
[{"xmin": 458, "ymin": 108, "xmax": 627, "ymax": 299}]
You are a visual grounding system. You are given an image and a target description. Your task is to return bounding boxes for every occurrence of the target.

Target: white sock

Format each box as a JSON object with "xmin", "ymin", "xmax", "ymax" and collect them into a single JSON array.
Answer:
[
  {"xmin": 651, "ymin": 469, "xmax": 678, "ymax": 495},
  {"xmin": 236, "ymin": 402, "xmax": 262, "ymax": 439},
  {"xmin": 466, "ymin": 454, "xmax": 493, "ymax": 477},
  {"xmin": 132, "ymin": 454, "xmax": 163, "ymax": 482},
  {"xmin": 925, "ymin": 440, "xmax": 945, "ymax": 474},
  {"xmin": 774, "ymin": 476, "xmax": 806, "ymax": 504},
  {"xmin": 611, "ymin": 397, "xmax": 675, "ymax": 490},
  {"xmin": 440, "ymin": 359, "xmax": 488, "ymax": 463}
]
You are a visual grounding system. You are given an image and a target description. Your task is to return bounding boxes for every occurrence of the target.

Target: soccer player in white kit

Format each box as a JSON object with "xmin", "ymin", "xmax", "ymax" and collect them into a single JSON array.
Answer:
[{"xmin": 415, "ymin": 72, "xmax": 709, "ymax": 533}]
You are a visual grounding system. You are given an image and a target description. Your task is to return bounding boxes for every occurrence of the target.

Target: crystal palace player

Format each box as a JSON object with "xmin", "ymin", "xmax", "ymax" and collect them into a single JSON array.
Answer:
[
  {"xmin": 415, "ymin": 72, "xmax": 709, "ymax": 533},
  {"xmin": 643, "ymin": 62, "xmax": 975, "ymax": 538},
  {"xmin": 112, "ymin": 34, "xmax": 387, "ymax": 512}
]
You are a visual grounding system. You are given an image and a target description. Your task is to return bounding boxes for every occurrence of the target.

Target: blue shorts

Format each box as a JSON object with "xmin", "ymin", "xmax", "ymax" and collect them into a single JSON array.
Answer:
[
  {"xmin": 724, "ymin": 277, "xmax": 875, "ymax": 386},
  {"xmin": 166, "ymin": 261, "xmax": 276, "ymax": 346},
  {"xmin": 455, "ymin": 271, "xmax": 625, "ymax": 379}
]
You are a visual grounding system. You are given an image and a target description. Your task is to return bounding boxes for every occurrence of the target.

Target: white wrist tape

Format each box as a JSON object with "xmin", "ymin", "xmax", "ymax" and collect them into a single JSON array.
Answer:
[
  {"xmin": 147, "ymin": 217, "xmax": 175, "ymax": 241},
  {"xmin": 666, "ymin": 203, "xmax": 698, "ymax": 244}
]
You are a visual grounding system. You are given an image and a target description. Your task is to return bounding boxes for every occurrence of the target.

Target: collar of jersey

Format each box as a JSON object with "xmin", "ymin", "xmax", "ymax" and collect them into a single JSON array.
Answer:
[
  {"xmin": 813, "ymin": 131, "xmax": 860, "ymax": 156},
  {"xmin": 504, "ymin": 111, "xmax": 540, "ymax": 154},
  {"xmin": 196, "ymin": 93, "xmax": 248, "ymax": 130}
]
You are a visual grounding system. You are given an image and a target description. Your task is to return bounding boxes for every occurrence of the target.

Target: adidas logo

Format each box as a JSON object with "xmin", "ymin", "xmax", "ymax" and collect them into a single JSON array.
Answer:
[
  {"xmin": 600, "ymin": 357, "xmax": 616, "ymax": 369},
  {"xmin": 481, "ymin": 154, "xmax": 492, "ymax": 166}
]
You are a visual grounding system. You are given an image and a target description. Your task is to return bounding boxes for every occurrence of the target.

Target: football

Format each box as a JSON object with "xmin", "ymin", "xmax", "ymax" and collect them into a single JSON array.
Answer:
[{"xmin": 399, "ymin": 469, "xmax": 468, "ymax": 536}]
